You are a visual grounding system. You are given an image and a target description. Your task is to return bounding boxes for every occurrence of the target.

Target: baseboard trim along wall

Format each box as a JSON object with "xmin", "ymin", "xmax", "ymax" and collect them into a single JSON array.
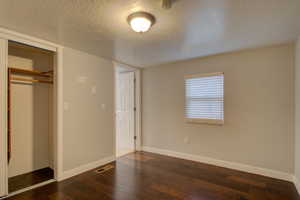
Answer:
[
  {"xmin": 293, "ymin": 176, "xmax": 300, "ymax": 195},
  {"xmin": 142, "ymin": 146, "xmax": 293, "ymax": 182},
  {"xmin": 116, "ymin": 149, "xmax": 135, "ymax": 158},
  {"xmin": 60, "ymin": 155, "xmax": 116, "ymax": 181}
]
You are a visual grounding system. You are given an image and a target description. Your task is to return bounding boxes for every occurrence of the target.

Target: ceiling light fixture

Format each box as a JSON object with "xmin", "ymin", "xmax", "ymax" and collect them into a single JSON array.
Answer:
[{"xmin": 127, "ymin": 11, "xmax": 156, "ymax": 33}]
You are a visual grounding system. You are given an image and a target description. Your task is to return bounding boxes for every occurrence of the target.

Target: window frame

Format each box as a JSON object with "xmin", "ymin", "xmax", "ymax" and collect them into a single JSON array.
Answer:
[{"xmin": 184, "ymin": 72, "xmax": 224, "ymax": 125}]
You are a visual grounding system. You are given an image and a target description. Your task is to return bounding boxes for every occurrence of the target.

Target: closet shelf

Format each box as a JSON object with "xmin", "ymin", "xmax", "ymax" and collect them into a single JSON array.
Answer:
[
  {"xmin": 9, "ymin": 67, "xmax": 52, "ymax": 78},
  {"xmin": 11, "ymin": 77, "xmax": 53, "ymax": 84}
]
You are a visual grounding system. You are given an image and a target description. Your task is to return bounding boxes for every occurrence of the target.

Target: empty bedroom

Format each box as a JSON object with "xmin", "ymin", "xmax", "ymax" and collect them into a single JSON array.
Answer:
[{"xmin": 0, "ymin": 0, "xmax": 300, "ymax": 200}]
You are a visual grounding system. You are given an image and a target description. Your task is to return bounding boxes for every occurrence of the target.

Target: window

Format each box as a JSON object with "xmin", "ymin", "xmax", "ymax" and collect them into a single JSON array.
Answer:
[{"xmin": 185, "ymin": 72, "xmax": 224, "ymax": 125}]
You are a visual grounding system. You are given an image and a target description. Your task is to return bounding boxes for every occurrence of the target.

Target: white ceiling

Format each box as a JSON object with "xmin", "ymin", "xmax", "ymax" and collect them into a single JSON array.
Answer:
[{"xmin": 0, "ymin": 0, "xmax": 299, "ymax": 67}]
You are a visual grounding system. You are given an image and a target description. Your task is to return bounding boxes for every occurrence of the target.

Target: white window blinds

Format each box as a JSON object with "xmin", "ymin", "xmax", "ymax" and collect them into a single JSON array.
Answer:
[{"xmin": 185, "ymin": 72, "xmax": 224, "ymax": 125}]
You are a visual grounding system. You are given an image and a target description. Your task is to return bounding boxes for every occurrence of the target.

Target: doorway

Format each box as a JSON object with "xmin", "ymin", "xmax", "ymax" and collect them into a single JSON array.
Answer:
[
  {"xmin": 6, "ymin": 41, "xmax": 55, "ymax": 193},
  {"xmin": 0, "ymin": 31, "xmax": 63, "ymax": 198},
  {"xmin": 115, "ymin": 65, "xmax": 137, "ymax": 157}
]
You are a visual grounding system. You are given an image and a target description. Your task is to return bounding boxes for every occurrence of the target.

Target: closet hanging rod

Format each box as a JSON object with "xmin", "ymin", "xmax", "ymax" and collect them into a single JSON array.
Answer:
[
  {"xmin": 9, "ymin": 67, "xmax": 52, "ymax": 78},
  {"xmin": 11, "ymin": 77, "xmax": 53, "ymax": 84}
]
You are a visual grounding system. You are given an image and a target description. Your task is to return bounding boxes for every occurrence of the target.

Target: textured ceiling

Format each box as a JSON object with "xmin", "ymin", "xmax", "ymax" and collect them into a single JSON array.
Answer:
[{"xmin": 0, "ymin": 0, "xmax": 299, "ymax": 67}]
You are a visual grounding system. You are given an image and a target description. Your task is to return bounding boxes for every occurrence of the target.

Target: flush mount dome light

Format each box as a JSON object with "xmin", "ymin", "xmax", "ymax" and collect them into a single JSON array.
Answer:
[{"xmin": 127, "ymin": 11, "xmax": 156, "ymax": 33}]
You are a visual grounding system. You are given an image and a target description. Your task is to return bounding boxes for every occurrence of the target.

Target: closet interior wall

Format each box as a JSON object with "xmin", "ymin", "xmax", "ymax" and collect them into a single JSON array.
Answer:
[{"xmin": 7, "ymin": 41, "xmax": 54, "ymax": 180}]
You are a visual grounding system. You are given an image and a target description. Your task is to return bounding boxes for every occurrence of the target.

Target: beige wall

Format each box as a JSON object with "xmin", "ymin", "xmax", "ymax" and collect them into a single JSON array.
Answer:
[
  {"xmin": 63, "ymin": 47, "xmax": 114, "ymax": 171},
  {"xmin": 295, "ymin": 37, "xmax": 300, "ymax": 180},
  {"xmin": 142, "ymin": 44, "xmax": 295, "ymax": 173},
  {"xmin": 8, "ymin": 45, "xmax": 53, "ymax": 177}
]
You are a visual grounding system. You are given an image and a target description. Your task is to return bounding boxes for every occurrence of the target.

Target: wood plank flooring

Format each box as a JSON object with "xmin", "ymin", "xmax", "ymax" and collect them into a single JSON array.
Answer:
[
  {"xmin": 6, "ymin": 152, "xmax": 300, "ymax": 200},
  {"xmin": 8, "ymin": 167, "xmax": 54, "ymax": 193}
]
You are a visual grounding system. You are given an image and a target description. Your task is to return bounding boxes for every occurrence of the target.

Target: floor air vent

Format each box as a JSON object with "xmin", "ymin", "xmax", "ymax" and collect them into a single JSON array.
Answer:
[{"xmin": 95, "ymin": 164, "xmax": 114, "ymax": 174}]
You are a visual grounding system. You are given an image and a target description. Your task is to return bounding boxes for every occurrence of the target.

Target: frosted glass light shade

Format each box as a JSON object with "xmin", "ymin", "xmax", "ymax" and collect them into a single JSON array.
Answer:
[
  {"xmin": 127, "ymin": 12, "xmax": 155, "ymax": 33},
  {"xmin": 130, "ymin": 17, "xmax": 152, "ymax": 32}
]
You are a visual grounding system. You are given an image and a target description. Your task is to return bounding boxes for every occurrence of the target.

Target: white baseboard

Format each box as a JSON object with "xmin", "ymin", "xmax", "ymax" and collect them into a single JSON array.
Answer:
[
  {"xmin": 142, "ymin": 146, "xmax": 293, "ymax": 182},
  {"xmin": 59, "ymin": 155, "xmax": 115, "ymax": 181},
  {"xmin": 116, "ymin": 149, "xmax": 134, "ymax": 158},
  {"xmin": 293, "ymin": 176, "xmax": 300, "ymax": 195}
]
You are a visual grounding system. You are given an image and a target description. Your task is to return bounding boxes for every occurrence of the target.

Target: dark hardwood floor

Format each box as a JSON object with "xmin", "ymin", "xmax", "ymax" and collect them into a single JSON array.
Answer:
[
  {"xmin": 8, "ymin": 167, "xmax": 54, "ymax": 193},
  {"xmin": 6, "ymin": 152, "xmax": 300, "ymax": 200}
]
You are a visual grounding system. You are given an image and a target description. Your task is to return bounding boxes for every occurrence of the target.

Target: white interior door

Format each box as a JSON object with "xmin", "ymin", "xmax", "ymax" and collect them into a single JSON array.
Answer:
[
  {"xmin": 116, "ymin": 72, "xmax": 135, "ymax": 157},
  {"xmin": 0, "ymin": 38, "xmax": 8, "ymax": 197}
]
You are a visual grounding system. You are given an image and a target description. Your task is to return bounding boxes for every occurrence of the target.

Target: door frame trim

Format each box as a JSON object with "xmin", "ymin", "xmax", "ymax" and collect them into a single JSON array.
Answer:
[
  {"xmin": 0, "ymin": 38, "xmax": 8, "ymax": 197},
  {"xmin": 0, "ymin": 27, "xmax": 64, "ymax": 196}
]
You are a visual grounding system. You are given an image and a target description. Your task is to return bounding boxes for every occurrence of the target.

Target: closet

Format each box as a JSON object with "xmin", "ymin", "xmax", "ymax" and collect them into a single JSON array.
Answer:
[{"xmin": 7, "ymin": 41, "xmax": 55, "ymax": 193}]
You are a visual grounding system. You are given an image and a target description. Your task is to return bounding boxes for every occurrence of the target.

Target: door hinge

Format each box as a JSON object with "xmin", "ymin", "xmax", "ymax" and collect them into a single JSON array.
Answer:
[
  {"xmin": 134, "ymin": 107, "xmax": 136, "ymax": 111},
  {"xmin": 134, "ymin": 136, "xmax": 137, "ymax": 140}
]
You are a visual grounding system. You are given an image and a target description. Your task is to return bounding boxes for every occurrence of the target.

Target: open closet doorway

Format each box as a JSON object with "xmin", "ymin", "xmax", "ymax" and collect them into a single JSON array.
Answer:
[
  {"xmin": 6, "ymin": 41, "xmax": 55, "ymax": 193},
  {"xmin": 0, "ymin": 30, "xmax": 63, "ymax": 198},
  {"xmin": 115, "ymin": 64, "xmax": 141, "ymax": 157}
]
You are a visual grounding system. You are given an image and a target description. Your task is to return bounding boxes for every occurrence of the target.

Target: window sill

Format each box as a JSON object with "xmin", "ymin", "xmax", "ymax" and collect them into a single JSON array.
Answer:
[{"xmin": 185, "ymin": 118, "xmax": 224, "ymax": 125}]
